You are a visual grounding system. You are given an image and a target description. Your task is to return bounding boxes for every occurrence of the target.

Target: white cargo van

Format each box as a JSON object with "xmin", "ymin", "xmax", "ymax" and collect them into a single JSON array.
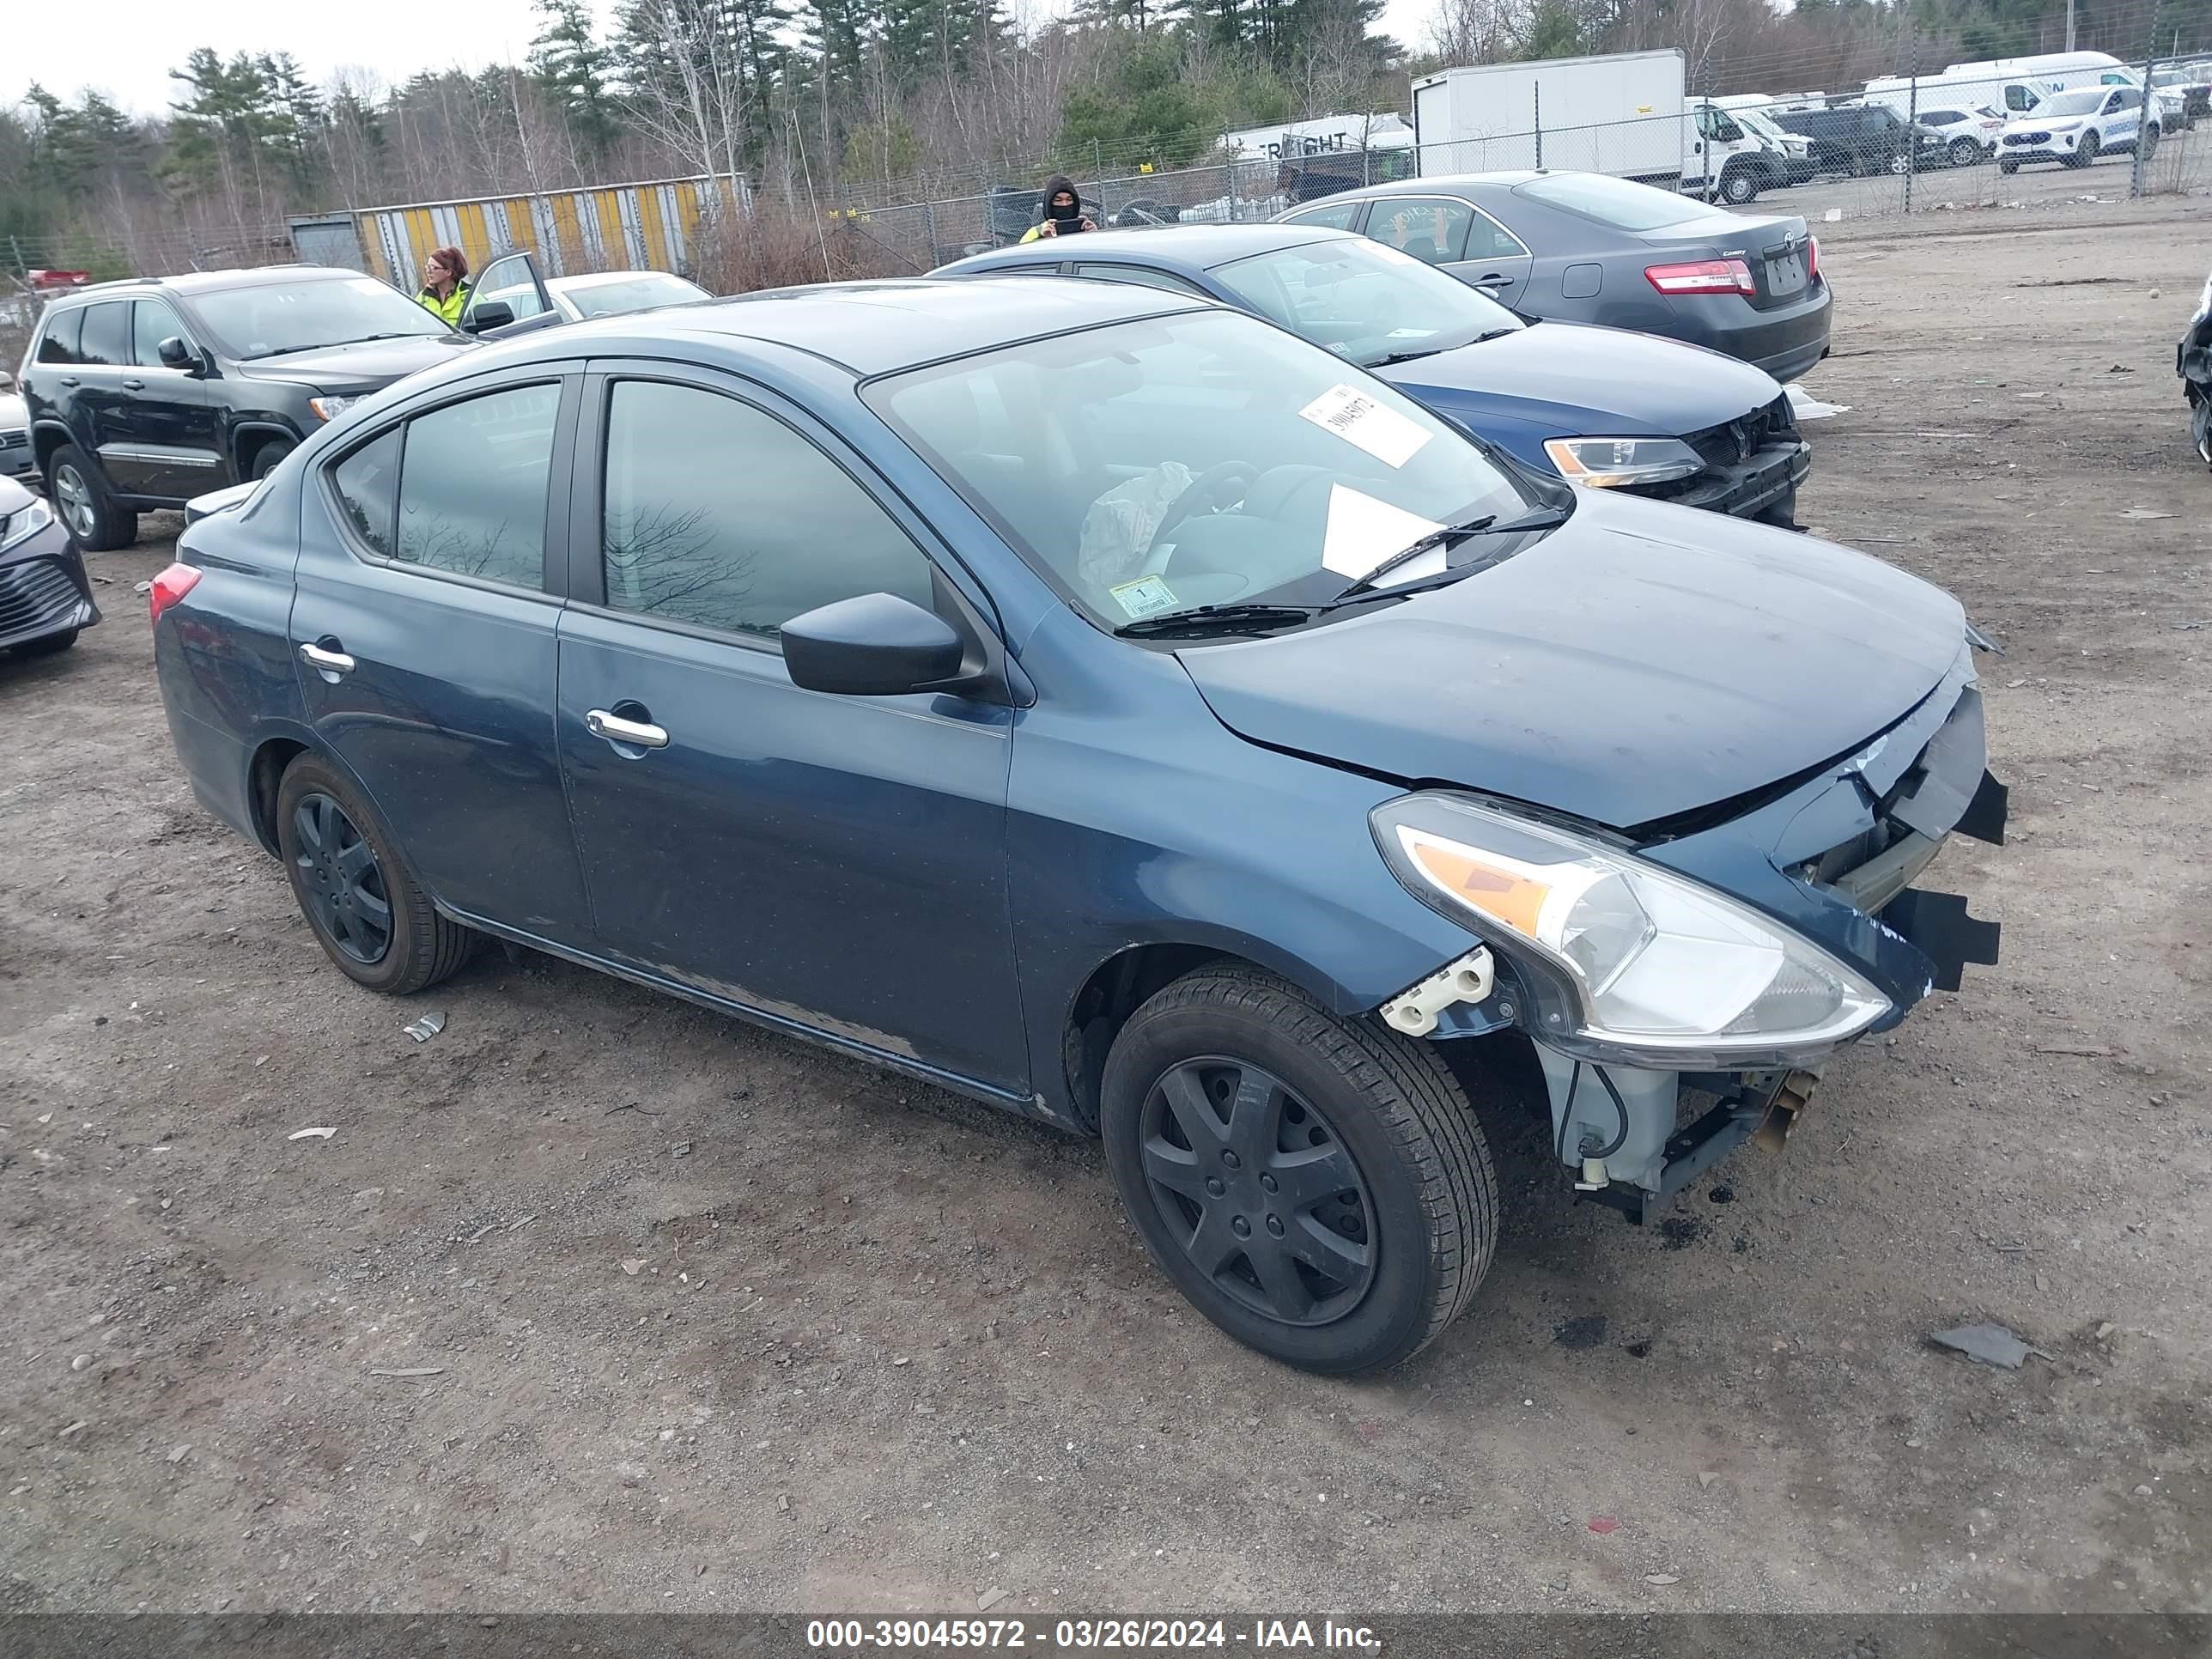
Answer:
[{"xmin": 1863, "ymin": 51, "xmax": 2153, "ymax": 125}]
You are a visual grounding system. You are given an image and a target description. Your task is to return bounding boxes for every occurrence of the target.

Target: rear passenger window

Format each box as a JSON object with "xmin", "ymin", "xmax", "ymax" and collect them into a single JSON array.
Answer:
[
  {"xmin": 394, "ymin": 384, "xmax": 560, "ymax": 589},
  {"xmin": 330, "ymin": 428, "xmax": 401, "ymax": 557},
  {"xmin": 36, "ymin": 309, "xmax": 84, "ymax": 365},
  {"xmin": 76, "ymin": 303, "xmax": 129, "ymax": 368}
]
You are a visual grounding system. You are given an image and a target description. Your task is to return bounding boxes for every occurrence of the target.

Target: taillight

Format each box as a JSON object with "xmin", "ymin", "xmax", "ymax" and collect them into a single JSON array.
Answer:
[
  {"xmin": 1644, "ymin": 257, "xmax": 1757, "ymax": 297},
  {"xmin": 149, "ymin": 562, "xmax": 202, "ymax": 626},
  {"xmin": 1806, "ymin": 235, "xmax": 1821, "ymax": 280}
]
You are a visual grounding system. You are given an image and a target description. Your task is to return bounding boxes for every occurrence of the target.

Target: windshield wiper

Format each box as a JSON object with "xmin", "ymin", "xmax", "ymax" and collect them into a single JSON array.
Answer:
[
  {"xmin": 250, "ymin": 332, "xmax": 430, "ymax": 360},
  {"xmin": 1323, "ymin": 507, "xmax": 1571, "ymax": 608},
  {"xmin": 1114, "ymin": 603, "xmax": 1316, "ymax": 639},
  {"xmin": 1369, "ymin": 328, "xmax": 1519, "ymax": 368}
]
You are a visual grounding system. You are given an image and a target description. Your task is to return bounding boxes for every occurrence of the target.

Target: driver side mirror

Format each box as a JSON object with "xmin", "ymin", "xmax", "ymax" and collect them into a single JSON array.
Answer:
[
  {"xmin": 782, "ymin": 592, "xmax": 967, "ymax": 697},
  {"xmin": 157, "ymin": 336, "xmax": 198, "ymax": 372},
  {"xmin": 463, "ymin": 300, "xmax": 515, "ymax": 335},
  {"xmin": 1715, "ymin": 118, "xmax": 1744, "ymax": 142}
]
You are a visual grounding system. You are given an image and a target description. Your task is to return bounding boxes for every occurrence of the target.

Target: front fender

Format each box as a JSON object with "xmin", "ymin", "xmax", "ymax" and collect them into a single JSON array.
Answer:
[{"xmin": 1006, "ymin": 610, "xmax": 1476, "ymax": 1120}]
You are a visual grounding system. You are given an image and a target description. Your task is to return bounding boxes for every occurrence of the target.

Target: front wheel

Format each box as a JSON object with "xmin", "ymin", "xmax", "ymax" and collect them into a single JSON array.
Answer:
[
  {"xmin": 1100, "ymin": 965, "xmax": 1498, "ymax": 1375},
  {"xmin": 1887, "ymin": 153, "xmax": 1911, "ymax": 175},
  {"xmin": 1999, "ymin": 157, "xmax": 2021, "ymax": 173},
  {"xmin": 2069, "ymin": 132, "xmax": 2100, "ymax": 167},
  {"xmin": 1720, "ymin": 167, "xmax": 1759, "ymax": 205},
  {"xmin": 249, "ymin": 441, "xmax": 296, "ymax": 482},
  {"xmin": 275, "ymin": 753, "xmax": 477, "ymax": 994},
  {"xmin": 15, "ymin": 629, "xmax": 79, "ymax": 657}
]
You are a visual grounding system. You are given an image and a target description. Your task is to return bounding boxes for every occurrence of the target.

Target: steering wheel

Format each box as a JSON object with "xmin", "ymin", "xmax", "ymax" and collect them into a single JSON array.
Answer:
[{"xmin": 1146, "ymin": 462, "xmax": 1261, "ymax": 558}]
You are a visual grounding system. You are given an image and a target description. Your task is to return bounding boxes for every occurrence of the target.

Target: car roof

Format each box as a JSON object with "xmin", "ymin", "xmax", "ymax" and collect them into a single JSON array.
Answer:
[
  {"xmin": 547, "ymin": 269, "xmax": 698, "ymax": 292},
  {"xmin": 968, "ymin": 222, "xmax": 1355, "ymax": 270},
  {"xmin": 49, "ymin": 265, "xmax": 365, "ymax": 307},
  {"xmin": 501, "ymin": 275, "xmax": 1196, "ymax": 377},
  {"xmin": 1321, "ymin": 171, "xmax": 1546, "ymax": 200}
]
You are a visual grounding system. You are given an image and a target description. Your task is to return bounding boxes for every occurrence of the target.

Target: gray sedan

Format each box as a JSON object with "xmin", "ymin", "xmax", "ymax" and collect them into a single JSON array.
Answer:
[{"xmin": 1278, "ymin": 170, "xmax": 1832, "ymax": 383}]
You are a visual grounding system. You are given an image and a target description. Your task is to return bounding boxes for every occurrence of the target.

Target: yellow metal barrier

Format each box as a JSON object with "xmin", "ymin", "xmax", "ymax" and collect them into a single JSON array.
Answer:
[{"xmin": 355, "ymin": 174, "xmax": 750, "ymax": 285}]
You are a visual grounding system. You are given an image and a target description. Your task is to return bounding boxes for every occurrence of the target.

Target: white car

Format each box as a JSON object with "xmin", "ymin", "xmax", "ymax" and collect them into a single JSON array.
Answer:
[
  {"xmin": 0, "ymin": 376, "xmax": 33, "ymax": 485},
  {"xmin": 1917, "ymin": 104, "xmax": 2006, "ymax": 166},
  {"xmin": 1996, "ymin": 83, "xmax": 2155, "ymax": 171},
  {"xmin": 459, "ymin": 256, "xmax": 712, "ymax": 336}
]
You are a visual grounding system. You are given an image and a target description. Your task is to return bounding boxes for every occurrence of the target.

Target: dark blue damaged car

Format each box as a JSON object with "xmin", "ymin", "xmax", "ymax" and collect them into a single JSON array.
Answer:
[
  {"xmin": 936, "ymin": 223, "xmax": 1808, "ymax": 526},
  {"xmin": 151, "ymin": 276, "xmax": 2002, "ymax": 1375}
]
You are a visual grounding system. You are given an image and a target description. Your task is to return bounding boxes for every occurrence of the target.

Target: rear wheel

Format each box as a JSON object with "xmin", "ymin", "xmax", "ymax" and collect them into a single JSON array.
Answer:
[
  {"xmin": 1099, "ymin": 964, "xmax": 1498, "ymax": 1375},
  {"xmin": 275, "ymin": 753, "xmax": 476, "ymax": 994},
  {"xmin": 2141, "ymin": 123, "xmax": 2159, "ymax": 160},
  {"xmin": 1999, "ymin": 156, "xmax": 2020, "ymax": 173},
  {"xmin": 2192, "ymin": 398, "xmax": 2211, "ymax": 469},
  {"xmin": 1948, "ymin": 137, "xmax": 1983, "ymax": 167},
  {"xmin": 46, "ymin": 445, "xmax": 137, "ymax": 551}
]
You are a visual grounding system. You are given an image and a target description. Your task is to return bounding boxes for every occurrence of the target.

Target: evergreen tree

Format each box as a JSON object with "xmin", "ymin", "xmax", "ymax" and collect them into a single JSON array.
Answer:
[{"xmin": 532, "ymin": 0, "xmax": 623, "ymax": 156}]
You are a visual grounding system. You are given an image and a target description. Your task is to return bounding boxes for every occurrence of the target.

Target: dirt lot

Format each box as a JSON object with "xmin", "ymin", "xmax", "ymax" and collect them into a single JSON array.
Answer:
[{"xmin": 3, "ymin": 199, "xmax": 2208, "ymax": 1620}]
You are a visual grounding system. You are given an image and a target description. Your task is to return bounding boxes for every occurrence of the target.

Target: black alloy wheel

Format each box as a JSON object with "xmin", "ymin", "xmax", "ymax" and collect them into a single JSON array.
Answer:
[
  {"xmin": 1135, "ymin": 1056, "xmax": 1376, "ymax": 1328},
  {"xmin": 291, "ymin": 790, "xmax": 393, "ymax": 964}
]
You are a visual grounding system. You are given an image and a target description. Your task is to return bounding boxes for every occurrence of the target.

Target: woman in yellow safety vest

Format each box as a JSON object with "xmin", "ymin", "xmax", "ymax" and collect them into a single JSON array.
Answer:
[{"xmin": 415, "ymin": 246, "xmax": 472, "ymax": 326}]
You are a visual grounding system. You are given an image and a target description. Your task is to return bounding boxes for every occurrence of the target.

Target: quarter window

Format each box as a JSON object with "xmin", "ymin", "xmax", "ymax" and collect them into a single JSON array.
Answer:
[
  {"xmin": 599, "ymin": 380, "xmax": 935, "ymax": 641},
  {"xmin": 330, "ymin": 428, "xmax": 402, "ymax": 557},
  {"xmin": 35, "ymin": 308, "xmax": 85, "ymax": 366},
  {"xmin": 392, "ymin": 384, "xmax": 561, "ymax": 589}
]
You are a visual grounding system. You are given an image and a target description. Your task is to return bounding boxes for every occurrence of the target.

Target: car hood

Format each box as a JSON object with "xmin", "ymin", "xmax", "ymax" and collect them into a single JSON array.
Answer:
[
  {"xmin": 234, "ymin": 334, "xmax": 476, "ymax": 390},
  {"xmin": 1176, "ymin": 489, "xmax": 1967, "ymax": 830},
  {"xmin": 1376, "ymin": 322, "xmax": 1782, "ymax": 439},
  {"xmin": 0, "ymin": 473, "xmax": 33, "ymax": 514},
  {"xmin": 0, "ymin": 392, "xmax": 26, "ymax": 428}
]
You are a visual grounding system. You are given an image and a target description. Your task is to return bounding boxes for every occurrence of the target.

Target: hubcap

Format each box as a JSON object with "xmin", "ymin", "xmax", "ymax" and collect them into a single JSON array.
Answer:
[
  {"xmin": 54, "ymin": 466, "xmax": 94, "ymax": 539},
  {"xmin": 291, "ymin": 793, "xmax": 392, "ymax": 964},
  {"xmin": 1136, "ymin": 1058, "xmax": 1376, "ymax": 1328}
]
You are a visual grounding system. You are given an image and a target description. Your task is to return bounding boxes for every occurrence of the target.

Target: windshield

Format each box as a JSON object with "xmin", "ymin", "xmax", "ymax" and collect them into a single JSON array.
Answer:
[
  {"xmin": 866, "ymin": 309, "xmax": 1538, "ymax": 635},
  {"xmin": 1514, "ymin": 173, "xmax": 1706, "ymax": 231},
  {"xmin": 191, "ymin": 275, "xmax": 453, "ymax": 359},
  {"xmin": 1735, "ymin": 109, "xmax": 1786, "ymax": 139},
  {"xmin": 562, "ymin": 274, "xmax": 710, "ymax": 318},
  {"xmin": 2035, "ymin": 88, "xmax": 2106, "ymax": 117},
  {"xmin": 1209, "ymin": 238, "xmax": 1522, "ymax": 369}
]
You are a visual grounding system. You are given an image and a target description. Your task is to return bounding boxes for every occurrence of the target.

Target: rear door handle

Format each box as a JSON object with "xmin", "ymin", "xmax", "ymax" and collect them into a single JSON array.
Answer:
[
  {"xmin": 59, "ymin": 376, "xmax": 80, "ymax": 387},
  {"xmin": 123, "ymin": 379, "xmax": 145, "ymax": 390},
  {"xmin": 299, "ymin": 641, "xmax": 356, "ymax": 674},
  {"xmin": 586, "ymin": 708, "xmax": 669, "ymax": 750}
]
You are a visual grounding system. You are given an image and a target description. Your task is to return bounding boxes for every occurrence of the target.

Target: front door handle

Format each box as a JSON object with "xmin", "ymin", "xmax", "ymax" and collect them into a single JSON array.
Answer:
[
  {"xmin": 59, "ymin": 376, "xmax": 79, "ymax": 387},
  {"xmin": 299, "ymin": 641, "xmax": 356, "ymax": 674},
  {"xmin": 586, "ymin": 708, "xmax": 669, "ymax": 750},
  {"xmin": 123, "ymin": 378, "xmax": 145, "ymax": 390}
]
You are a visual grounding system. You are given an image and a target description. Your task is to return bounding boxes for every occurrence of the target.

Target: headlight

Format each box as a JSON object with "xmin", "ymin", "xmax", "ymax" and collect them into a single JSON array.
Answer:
[
  {"xmin": 0, "ymin": 495, "xmax": 54, "ymax": 553},
  {"xmin": 309, "ymin": 394, "xmax": 365, "ymax": 422},
  {"xmin": 1542, "ymin": 436, "xmax": 1703, "ymax": 488},
  {"xmin": 1372, "ymin": 794, "xmax": 1891, "ymax": 1060}
]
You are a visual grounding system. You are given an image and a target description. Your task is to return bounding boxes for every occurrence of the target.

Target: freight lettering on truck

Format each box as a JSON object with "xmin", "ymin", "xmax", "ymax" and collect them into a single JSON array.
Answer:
[{"xmin": 1265, "ymin": 132, "xmax": 1358, "ymax": 159}]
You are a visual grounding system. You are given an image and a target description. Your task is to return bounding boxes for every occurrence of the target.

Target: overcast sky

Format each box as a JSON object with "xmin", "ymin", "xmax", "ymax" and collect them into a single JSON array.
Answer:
[{"xmin": 9, "ymin": 0, "xmax": 1437, "ymax": 119}]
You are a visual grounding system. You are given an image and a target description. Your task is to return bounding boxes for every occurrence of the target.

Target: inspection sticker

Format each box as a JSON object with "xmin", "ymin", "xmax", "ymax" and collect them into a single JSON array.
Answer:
[
  {"xmin": 1298, "ymin": 384, "xmax": 1431, "ymax": 469},
  {"xmin": 1109, "ymin": 574, "xmax": 1179, "ymax": 618}
]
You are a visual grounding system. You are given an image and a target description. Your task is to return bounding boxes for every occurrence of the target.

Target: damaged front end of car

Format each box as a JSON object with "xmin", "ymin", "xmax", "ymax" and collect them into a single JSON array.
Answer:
[{"xmin": 1370, "ymin": 636, "xmax": 2006, "ymax": 1221}]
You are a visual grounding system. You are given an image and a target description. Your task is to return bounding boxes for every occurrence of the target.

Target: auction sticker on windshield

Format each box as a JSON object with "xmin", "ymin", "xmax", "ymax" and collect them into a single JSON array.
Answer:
[
  {"xmin": 1109, "ymin": 574, "xmax": 1180, "ymax": 618},
  {"xmin": 1298, "ymin": 384, "xmax": 1431, "ymax": 468},
  {"xmin": 1320, "ymin": 484, "xmax": 1443, "ymax": 579}
]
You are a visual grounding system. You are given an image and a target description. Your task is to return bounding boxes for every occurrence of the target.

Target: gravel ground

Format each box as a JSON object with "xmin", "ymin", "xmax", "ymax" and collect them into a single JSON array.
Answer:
[{"xmin": 2, "ymin": 198, "xmax": 2207, "ymax": 1619}]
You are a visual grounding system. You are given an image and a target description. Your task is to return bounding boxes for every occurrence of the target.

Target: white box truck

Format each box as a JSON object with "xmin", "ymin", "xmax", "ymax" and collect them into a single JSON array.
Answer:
[{"xmin": 1411, "ymin": 49, "xmax": 1779, "ymax": 202}]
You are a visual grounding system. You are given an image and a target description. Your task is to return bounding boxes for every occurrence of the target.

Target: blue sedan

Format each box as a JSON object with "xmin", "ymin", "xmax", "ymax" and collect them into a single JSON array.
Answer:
[
  {"xmin": 154, "ymin": 277, "xmax": 2002, "ymax": 1374},
  {"xmin": 938, "ymin": 224, "xmax": 1808, "ymax": 525}
]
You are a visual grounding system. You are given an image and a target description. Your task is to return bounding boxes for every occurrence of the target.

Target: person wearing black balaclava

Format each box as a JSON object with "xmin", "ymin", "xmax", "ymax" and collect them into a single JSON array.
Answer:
[{"xmin": 1019, "ymin": 176, "xmax": 1097, "ymax": 242}]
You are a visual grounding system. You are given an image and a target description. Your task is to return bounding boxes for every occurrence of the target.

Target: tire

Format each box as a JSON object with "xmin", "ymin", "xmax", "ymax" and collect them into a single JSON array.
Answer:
[
  {"xmin": 1720, "ymin": 167, "xmax": 1759, "ymax": 205},
  {"xmin": 2068, "ymin": 132, "xmax": 2099, "ymax": 168},
  {"xmin": 1999, "ymin": 157, "xmax": 2020, "ymax": 173},
  {"xmin": 2192, "ymin": 398, "xmax": 2211, "ymax": 469},
  {"xmin": 1887, "ymin": 152, "xmax": 1911, "ymax": 175},
  {"xmin": 249, "ymin": 441, "xmax": 296, "ymax": 482},
  {"xmin": 274, "ymin": 752, "xmax": 476, "ymax": 994},
  {"xmin": 46, "ymin": 445, "xmax": 137, "ymax": 552},
  {"xmin": 15, "ymin": 629, "xmax": 79, "ymax": 657},
  {"xmin": 1948, "ymin": 137, "xmax": 1983, "ymax": 168},
  {"xmin": 1099, "ymin": 964, "xmax": 1498, "ymax": 1375},
  {"xmin": 2141, "ymin": 124, "xmax": 2158, "ymax": 161}
]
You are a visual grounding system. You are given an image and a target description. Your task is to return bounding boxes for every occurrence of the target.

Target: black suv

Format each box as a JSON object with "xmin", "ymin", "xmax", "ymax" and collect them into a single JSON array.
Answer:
[
  {"xmin": 1776, "ymin": 105, "xmax": 1947, "ymax": 177},
  {"xmin": 20, "ymin": 265, "xmax": 475, "ymax": 550}
]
